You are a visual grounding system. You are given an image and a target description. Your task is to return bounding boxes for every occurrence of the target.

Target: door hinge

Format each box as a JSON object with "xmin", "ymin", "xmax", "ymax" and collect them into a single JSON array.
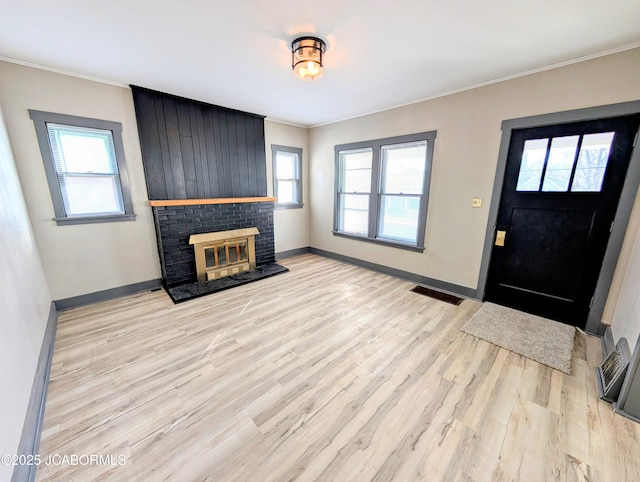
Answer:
[
  {"xmin": 610, "ymin": 221, "xmax": 615, "ymax": 233},
  {"xmin": 589, "ymin": 296, "xmax": 595, "ymax": 308}
]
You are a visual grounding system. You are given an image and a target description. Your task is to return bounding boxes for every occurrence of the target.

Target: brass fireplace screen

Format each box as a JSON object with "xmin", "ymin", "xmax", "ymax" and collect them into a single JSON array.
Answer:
[{"xmin": 189, "ymin": 227, "xmax": 259, "ymax": 283}]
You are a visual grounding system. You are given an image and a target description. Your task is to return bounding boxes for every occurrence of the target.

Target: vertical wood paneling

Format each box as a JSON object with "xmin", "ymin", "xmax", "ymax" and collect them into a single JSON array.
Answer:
[
  {"xmin": 132, "ymin": 90, "xmax": 167, "ymax": 199},
  {"xmin": 162, "ymin": 98, "xmax": 187, "ymax": 199},
  {"xmin": 195, "ymin": 107, "xmax": 212, "ymax": 198},
  {"xmin": 236, "ymin": 114, "xmax": 249, "ymax": 196},
  {"xmin": 210, "ymin": 109, "xmax": 224, "ymax": 197},
  {"xmin": 254, "ymin": 118, "xmax": 267, "ymax": 196},
  {"xmin": 189, "ymin": 104, "xmax": 205, "ymax": 198},
  {"xmin": 154, "ymin": 97, "xmax": 175, "ymax": 199},
  {"xmin": 228, "ymin": 112, "xmax": 241, "ymax": 197},
  {"xmin": 218, "ymin": 110, "xmax": 232, "ymax": 196},
  {"xmin": 245, "ymin": 117, "xmax": 257, "ymax": 196},
  {"xmin": 131, "ymin": 86, "xmax": 266, "ymax": 200}
]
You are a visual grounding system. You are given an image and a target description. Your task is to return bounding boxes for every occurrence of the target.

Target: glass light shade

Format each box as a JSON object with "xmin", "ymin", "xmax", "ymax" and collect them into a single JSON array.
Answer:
[{"xmin": 291, "ymin": 36, "xmax": 326, "ymax": 81}]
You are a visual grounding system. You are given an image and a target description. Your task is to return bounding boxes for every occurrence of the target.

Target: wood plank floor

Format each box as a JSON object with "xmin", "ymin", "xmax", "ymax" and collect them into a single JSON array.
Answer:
[{"xmin": 36, "ymin": 254, "xmax": 640, "ymax": 481}]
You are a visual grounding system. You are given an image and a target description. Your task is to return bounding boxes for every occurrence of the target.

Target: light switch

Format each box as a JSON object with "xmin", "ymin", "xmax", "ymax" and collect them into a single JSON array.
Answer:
[{"xmin": 471, "ymin": 197, "xmax": 483, "ymax": 208}]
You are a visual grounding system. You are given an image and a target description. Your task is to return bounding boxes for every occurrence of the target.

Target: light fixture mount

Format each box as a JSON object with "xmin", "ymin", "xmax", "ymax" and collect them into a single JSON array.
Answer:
[{"xmin": 291, "ymin": 36, "xmax": 326, "ymax": 81}]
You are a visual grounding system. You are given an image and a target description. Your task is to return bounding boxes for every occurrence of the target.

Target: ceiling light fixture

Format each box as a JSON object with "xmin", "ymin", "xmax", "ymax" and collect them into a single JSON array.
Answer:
[{"xmin": 291, "ymin": 36, "xmax": 326, "ymax": 81}]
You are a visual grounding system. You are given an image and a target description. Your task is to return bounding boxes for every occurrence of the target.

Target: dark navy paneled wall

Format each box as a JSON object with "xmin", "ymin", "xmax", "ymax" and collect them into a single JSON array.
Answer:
[{"xmin": 132, "ymin": 86, "xmax": 267, "ymax": 200}]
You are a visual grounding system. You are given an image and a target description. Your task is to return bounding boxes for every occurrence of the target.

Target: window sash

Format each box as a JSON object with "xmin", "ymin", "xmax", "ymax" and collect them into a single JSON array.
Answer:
[
  {"xmin": 47, "ymin": 123, "xmax": 125, "ymax": 217},
  {"xmin": 334, "ymin": 132, "xmax": 435, "ymax": 250},
  {"xmin": 272, "ymin": 145, "xmax": 303, "ymax": 207},
  {"xmin": 377, "ymin": 193, "xmax": 422, "ymax": 243}
]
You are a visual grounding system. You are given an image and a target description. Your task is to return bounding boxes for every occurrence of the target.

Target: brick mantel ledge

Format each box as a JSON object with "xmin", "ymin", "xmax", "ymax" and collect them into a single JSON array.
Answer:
[{"xmin": 149, "ymin": 197, "xmax": 276, "ymax": 207}]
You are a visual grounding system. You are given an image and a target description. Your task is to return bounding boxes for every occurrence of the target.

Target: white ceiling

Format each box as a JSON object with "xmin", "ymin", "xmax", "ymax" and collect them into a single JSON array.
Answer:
[{"xmin": 1, "ymin": 0, "xmax": 639, "ymax": 126}]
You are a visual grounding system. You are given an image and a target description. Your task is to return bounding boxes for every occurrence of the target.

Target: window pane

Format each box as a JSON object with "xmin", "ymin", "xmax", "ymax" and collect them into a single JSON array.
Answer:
[
  {"xmin": 541, "ymin": 135, "xmax": 579, "ymax": 192},
  {"xmin": 378, "ymin": 195, "xmax": 420, "ymax": 243},
  {"xmin": 61, "ymin": 175, "xmax": 124, "ymax": 215},
  {"xmin": 340, "ymin": 193, "xmax": 369, "ymax": 235},
  {"xmin": 381, "ymin": 141, "xmax": 427, "ymax": 194},
  {"xmin": 276, "ymin": 151, "xmax": 298, "ymax": 179},
  {"xmin": 571, "ymin": 132, "xmax": 614, "ymax": 192},
  {"xmin": 49, "ymin": 124, "xmax": 117, "ymax": 174},
  {"xmin": 516, "ymin": 138, "xmax": 548, "ymax": 191},
  {"xmin": 277, "ymin": 180, "xmax": 295, "ymax": 204},
  {"xmin": 341, "ymin": 148, "xmax": 372, "ymax": 193}
]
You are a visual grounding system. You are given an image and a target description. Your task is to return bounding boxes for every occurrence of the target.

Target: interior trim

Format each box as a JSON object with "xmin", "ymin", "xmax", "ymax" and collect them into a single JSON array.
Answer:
[
  {"xmin": 148, "ymin": 197, "xmax": 275, "ymax": 207},
  {"xmin": 12, "ymin": 303, "xmax": 58, "ymax": 482},
  {"xmin": 275, "ymin": 247, "xmax": 311, "ymax": 259},
  {"xmin": 309, "ymin": 247, "xmax": 478, "ymax": 299},
  {"xmin": 54, "ymin": 279, "xmax": 163, "ymax": 311}
]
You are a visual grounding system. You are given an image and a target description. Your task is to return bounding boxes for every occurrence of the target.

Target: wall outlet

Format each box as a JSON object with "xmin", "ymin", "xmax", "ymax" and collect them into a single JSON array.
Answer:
[{"xmin": 471, "ymin": 197, "xmax": 483, "ymax": 208}]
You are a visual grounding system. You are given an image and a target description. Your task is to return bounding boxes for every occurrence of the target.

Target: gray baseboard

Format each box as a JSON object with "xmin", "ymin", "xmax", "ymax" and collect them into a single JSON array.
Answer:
[
  {"xmin": 12, "ymin": 303, "xmax": 58, "ymax": 482},
  {"xmin": 275, "ymin": 247, "xmax": 311, "ymax": 259},
  {"xmin": 309, "ymin": 247, "xmax": 478, "ymax": 300},
  {"xmin": 54, "ymin": 278, "xmax": 163, "ymax": 311}
]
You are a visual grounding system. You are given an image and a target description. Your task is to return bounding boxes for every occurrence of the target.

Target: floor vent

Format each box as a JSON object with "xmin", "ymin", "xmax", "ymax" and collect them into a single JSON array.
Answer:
[
  {"xmin": 596, "ymin": 338, "xmax": 631, "ymax": 403},
  {"xmin": 410, "ymin": 286, "xmax": 463, "ymax": 306}
]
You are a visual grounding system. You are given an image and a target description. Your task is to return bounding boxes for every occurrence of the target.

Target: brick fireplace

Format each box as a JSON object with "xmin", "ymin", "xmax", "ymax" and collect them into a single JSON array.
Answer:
[{"xmin": 150, "ymin": 197, "xmax": 276, "ymax": 287}]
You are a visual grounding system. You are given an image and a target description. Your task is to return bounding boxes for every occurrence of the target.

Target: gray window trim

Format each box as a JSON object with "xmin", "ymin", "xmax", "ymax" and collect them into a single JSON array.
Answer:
[
  {"xmin": 272, "ymin": 144, "xmax": 303, "ymax": 209},
  {"xmin": 333, "ymin": 131, "xmax": 436, "ymax": 252},
  {"xmin": 29, "ymin": 110, "xmax": 136, "ymax": 226}
]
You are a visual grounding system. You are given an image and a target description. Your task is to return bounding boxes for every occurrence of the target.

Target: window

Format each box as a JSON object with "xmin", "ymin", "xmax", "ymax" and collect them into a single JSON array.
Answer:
[
  {"xmin": 29, "ymin": 110, "xmax": 135, "ymax": 225},
  {"xmin": 334, "ymin": 131, "xmax": 436, "ymax": 251},
  {"xmin": 515, "ymin": 132, "xmax": 615, "ymax": 193},
  {"xmin": 272, "ymin": 145, "xmax": 303, "ymax": 208}
]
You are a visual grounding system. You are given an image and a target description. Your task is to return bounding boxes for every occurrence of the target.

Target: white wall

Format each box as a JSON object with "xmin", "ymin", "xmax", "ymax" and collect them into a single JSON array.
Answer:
[
  {"xmin": 611, "ymin": 195, "xmax": 640, "ymax": 353},
  {"xmin": 0, "ymin": 105, "xmax": 52, "ymax": 482},
  {"xmin": 0, "ymin": 61, "xmax": 162, "ymax": 300},
  {"xmin": 265, "ymin": 119, "xmax": 310, "ymax": 253},
  {"xmin": 308, "ymin": 48, "xmax": 640, "ymax": 321}
]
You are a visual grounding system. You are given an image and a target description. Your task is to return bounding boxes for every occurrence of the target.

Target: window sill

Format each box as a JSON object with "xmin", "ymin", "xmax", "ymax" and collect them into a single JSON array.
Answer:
[
  {"xmin": 275, "ymin": 203, "xmax": 304, "ymax": 210},
  {"xmin": 332, "ymin": 231, "xmax": 425, "ymax": 253},
  {"xmin": 54, "ymin": 213, "xmax": 136, "ymax": 226}
]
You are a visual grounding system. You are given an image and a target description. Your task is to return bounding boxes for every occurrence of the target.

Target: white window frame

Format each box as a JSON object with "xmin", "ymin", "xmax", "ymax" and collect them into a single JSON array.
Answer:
[
  {"xmin": 334, "ymin": 131, "xmax": 436, "ymax": 252},
  {"xmin": 272, "ymin": 144, "xmax": 303, "ymax": 209},
  {"xmin": 29, "ymin": 110, "xmax": 136, "ymax": 225}
]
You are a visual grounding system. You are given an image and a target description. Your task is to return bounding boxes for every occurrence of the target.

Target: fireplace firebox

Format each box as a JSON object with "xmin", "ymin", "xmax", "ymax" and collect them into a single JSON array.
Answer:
[{"xmin": 189, "ymin": 227, "xmax": 259, "ymax": 283}]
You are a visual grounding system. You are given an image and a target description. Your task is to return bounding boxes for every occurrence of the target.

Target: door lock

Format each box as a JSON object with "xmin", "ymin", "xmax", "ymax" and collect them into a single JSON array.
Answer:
[{"xmin": 495, "ymin": 230, "xmax": 506, "ymax": 247}]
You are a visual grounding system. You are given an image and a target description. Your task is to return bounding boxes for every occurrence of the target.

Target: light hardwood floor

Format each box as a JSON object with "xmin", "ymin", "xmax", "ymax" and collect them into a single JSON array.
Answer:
[{"xmin": 36, "ymin": 254, "xmax": 640, "ymax": 481}]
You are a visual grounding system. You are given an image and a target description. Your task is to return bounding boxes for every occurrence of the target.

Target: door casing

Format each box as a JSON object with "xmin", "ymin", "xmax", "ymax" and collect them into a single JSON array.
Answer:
[{"xmin": 476, "ymin": 100, "xmax": 640, "ymax": 335}]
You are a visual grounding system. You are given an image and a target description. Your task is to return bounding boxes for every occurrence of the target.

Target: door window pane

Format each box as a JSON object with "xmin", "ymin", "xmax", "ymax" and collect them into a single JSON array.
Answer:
[
  {"xmin": 571, "ymin": 132, "xmax": 614, "ymax": 192},
  {"xmin": 541, "ymin": 135, "xmax": 579, "ymax": 192},
  {"xmin": 516, "ymin": 138, "xmax": 548, "ymax": 191},
  {"xmin": 378, "ymin": 195, "xmax": 420, "ymax": 243}
]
